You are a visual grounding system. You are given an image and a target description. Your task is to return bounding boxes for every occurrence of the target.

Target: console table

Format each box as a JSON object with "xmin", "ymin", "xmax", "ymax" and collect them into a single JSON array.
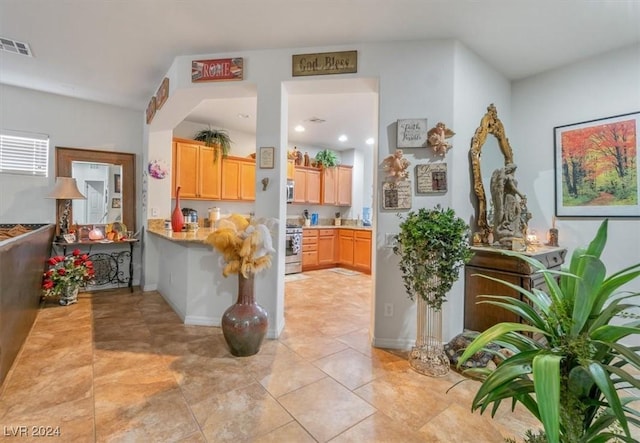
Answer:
[
  {"xmin": 52, "ymin": 239, "xmax": 138, "ymax": 292},
  {"xmin": 464, "ymin": 245, "xmax": 567, "ymax": 332}
]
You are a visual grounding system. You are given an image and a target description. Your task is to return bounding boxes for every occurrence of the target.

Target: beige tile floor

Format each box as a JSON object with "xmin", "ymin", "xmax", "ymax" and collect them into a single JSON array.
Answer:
[{"xmin": 0, "ymin": 269, "xmax": 541, "ymax": 442}]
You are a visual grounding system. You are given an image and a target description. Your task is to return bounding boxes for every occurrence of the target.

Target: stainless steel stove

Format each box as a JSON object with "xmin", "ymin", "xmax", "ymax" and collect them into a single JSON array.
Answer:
[{"xmin": 285, "ymin": 225, "xmax": 303, "ymax": 274}]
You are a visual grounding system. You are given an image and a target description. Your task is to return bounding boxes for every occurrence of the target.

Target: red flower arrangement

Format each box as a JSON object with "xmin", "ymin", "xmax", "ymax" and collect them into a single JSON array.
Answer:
[{"xmin": 42, "ymin": 249, "xmax": 95, "ymax": 298}]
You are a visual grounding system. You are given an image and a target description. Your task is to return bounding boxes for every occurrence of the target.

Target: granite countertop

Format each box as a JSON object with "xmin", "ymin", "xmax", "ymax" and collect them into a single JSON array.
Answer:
[{"xmin": 147, "ymin": 227, "xmax": 214, "ymax": 243}]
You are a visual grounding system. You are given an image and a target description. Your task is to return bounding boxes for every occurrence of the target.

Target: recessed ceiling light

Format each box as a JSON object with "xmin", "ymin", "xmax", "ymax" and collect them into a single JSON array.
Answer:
[
  {"xmin": 294, "ymin": 125, "xmax": 305, "ymax": 132},
  {"xmin": 237, "ymin": 113, "xmax": 250, "ymax": 119},
  {"xmin": 338, "ymin": 135, "xmax": 348, "ymax": 142},
  {"xmin": 366, "ymin": 137, "xmax": 375, "ymax": 145}
]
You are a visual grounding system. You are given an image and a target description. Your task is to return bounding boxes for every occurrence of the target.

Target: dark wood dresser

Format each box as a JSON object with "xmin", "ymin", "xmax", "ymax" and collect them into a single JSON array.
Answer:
[{"xmin": 464, "ymin": 245, "xmax": 567, "ymax": 332}]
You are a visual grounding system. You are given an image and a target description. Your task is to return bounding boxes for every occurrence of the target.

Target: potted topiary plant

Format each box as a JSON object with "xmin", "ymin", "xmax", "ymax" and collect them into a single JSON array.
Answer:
[
  {"xmin": 457, "ymin": 219, "xmax": 640, "ymax": 442},
  {"xmin": 393, "ymin": 205, "xmax": 472, "ymax": 376},
  {"xmin": 193, "ymin": 127, "xmax": 232, "ymax": 161},
  {"xmin": 314, "ymin": 149, "xmax": 339, "ymax": 167}
]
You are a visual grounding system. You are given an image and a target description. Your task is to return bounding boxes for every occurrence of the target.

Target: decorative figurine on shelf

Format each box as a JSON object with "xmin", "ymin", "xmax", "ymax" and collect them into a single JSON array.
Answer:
[
  {"xmin": 489, "ymin": 162, "xmax": 529, "ymax": 248},
  {"xmin": 303, "ymin": 152, "xmax": 310, "ymax": 167},
  {"xmin": 382, "ymin": 149, "xmax": 410, "ymax": 181},
  {"xmin": 293, "ymin": 147, "xmax": 303, "ymax": 166},
  {"xmin": 427, "ymin": 122, "xmax": 455, "ymax": 156}
]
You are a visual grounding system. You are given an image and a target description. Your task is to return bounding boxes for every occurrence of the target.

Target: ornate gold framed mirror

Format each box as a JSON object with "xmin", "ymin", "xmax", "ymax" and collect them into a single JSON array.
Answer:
[{"xmin": 470, "ymin": 104, "xmax": 514, "ymax": 244}]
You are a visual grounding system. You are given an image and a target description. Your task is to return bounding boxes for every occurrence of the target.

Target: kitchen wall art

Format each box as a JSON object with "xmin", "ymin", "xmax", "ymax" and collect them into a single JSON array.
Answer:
[
  {"xmin": 382, "ymin": 181, "xmax": 411, "ymax": 210},
  {"xmin": 147, "ymin": 160, "xmax": 168, "ymax": 179}
]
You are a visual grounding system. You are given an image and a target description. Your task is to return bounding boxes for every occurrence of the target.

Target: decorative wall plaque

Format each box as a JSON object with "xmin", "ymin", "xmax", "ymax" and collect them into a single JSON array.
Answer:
[
  {"xmin": 292, "ymin": 50, "xmax": 357, "ymax": 77},
  {"xmin": 192, "ymin": 58, "xmax": 244, "ymax": 82},
  {"xmin": 155, "ymin": 78, "xmax": 169, "ymax": 110},
  {"xmin": 145, "ymin": 96, "xmax": 156, "ymax": 125},
  {"xmin": 415, "ymin": 163, "xmax": 448, "ymax": 194},
  {"xmin": 382, "ymin": 181, "xmax": 412, "ymax": 210},
  {"xmin": 397, "ymin": 119, "xmax": 428, "ymax": 148}
]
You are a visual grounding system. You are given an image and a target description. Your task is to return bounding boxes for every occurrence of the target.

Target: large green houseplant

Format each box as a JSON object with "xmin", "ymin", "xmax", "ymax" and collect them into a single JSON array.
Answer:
[
  {"xmin": 458, "ymin": 220, "xmax": 640, "ymax": 442},
  {"xmin": 194, "ymin": 127, "xmax": 232, "ymax": 161},
  {"xmin": 394, "ymin": 205, "xmax": 472, "ymax": 311},
  {"xmin": 394, "ymin": 205, "xmax": 472, "ymax": 376}
]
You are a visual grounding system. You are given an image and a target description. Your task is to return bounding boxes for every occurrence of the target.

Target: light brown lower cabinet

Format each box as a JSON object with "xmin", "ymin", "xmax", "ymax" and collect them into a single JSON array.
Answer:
[{"xmin": 302, "ymin": 228, "xmax": 371, "ymax": 274}]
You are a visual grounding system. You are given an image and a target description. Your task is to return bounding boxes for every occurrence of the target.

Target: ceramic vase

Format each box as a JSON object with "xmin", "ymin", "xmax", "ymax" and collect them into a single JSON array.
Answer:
[
  {"xmin": 221, "ymin": 273, "xmax": 268, "ymax": 357},
  {"xmin": 59, "ymin": 285, "xmax": 79, "ymax": 306},
  {"xmin": 171, "ymin": 186, "xmax": 184, "ymax": 232}
]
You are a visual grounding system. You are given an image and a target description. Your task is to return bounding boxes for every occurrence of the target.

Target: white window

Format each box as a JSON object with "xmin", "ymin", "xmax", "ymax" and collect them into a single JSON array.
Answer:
[{"xmin": 0, "ymin": 130, "xmax": 49, "ymax": 176}]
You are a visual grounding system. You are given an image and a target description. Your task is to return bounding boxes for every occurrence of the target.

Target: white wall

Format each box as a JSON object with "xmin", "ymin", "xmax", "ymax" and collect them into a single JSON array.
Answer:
[
  {"xmin": 512, "ymin": 44, "xmax": 640, "ymax": 324},
  {"xmin": 0, "ymin": 84, "xmax": 143, "ymax": 225},
  {"xmin": 448, "ymin": 42, "xmax": 512, "ymax": 340}
]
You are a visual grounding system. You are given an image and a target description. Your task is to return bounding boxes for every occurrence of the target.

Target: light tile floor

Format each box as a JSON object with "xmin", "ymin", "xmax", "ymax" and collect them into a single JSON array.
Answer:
[{"xmin": 0, "ymin": 269, "xmax": 541, "ymax": 442}]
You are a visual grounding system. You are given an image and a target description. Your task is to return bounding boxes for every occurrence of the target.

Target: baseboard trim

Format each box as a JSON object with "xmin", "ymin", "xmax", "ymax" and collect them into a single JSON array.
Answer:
[{"xmin": 372, "ymin": 336, "xmax": 414, "ymax": 350}]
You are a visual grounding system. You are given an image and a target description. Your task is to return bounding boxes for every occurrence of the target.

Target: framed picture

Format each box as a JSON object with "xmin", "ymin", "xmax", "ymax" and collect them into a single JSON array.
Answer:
[
  {"xmin": 554, "ymin": 111, "xmax": 639, "ymax": 217},
  {"xmin": 155, "ymin": 77, "xmax": 169, "ymax": 110},
  {"xmin": 112, "ymin": 198, "xmax": 121, "ymax": 208},
  {"xmin": 382, "ymin": 181, "xmax": 412, "ymax": 210},
  {"xmin": 415, "ymin": 163, "xmax": 447, "ymax": 194},
  {"xmin": 114, "ymin": 173, "xmax": 121, "ymax": 193},
  {"xmin": 397, "ymin": 119, "xmax": 428, "ymax": 148},
  {"xmin": 259, "ymin": 146, "xmax": 275, "ymax": 169}
]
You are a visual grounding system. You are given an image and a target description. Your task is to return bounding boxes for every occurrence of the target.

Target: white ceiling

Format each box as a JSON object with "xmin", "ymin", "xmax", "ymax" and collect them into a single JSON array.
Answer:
[{"xmin": 1, "ymin": 0, "xmax": 639, "ymax": 149}]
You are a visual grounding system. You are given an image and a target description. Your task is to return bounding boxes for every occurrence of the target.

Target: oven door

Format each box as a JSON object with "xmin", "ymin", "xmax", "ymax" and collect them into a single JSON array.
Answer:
[{"xmin": 285, "ymin": 231, "xmax": 301, "ymax": 263}]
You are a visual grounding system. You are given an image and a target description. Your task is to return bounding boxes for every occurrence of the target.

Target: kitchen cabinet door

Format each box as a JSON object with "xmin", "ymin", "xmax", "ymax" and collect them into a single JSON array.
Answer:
[
  {"xmin": 175, "ymin": 141, "xmax": 199, "ymax": 198},
  {"xmin": 199, "ymin": 145, "xmax": 222, "ymax": 199},
  {"xmin": 321, "ymin": 167, "xmax": 337, "ymax": 205},
  {"xmin": 293, "ymin": 168, "xmax": 307, "ymax": 203},
  {"xmin": 306, "ymin": 169, "xmax": 321, "ymax": 204},
  {"xmin": 221, "ymin": 157, "xmax": 255, "ymax": 201},
  {"xmin": 353, "ymin": 230, "xmax": 372, "ymax": 273},
  {"xmin": 337, "ymin": 166, "xmax": 352, "ymax": 206},
  {"xmin": 317, "ymin": 229, "xmax": 335, "ymax": 266},
  {"xmin": 338, "ymin": 230, "xmax": 354, "ymax": 265},
  {"xmin": 239, "ymin": 161, "xmax": 255, "ymax": 200},
  {"xmin": 293, "ymin": 167, "xmax": 321, "ymax": 204}
]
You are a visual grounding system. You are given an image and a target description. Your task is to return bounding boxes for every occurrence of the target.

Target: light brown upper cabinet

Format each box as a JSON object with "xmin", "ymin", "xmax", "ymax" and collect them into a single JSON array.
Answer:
[
  {"xmin": 221, "ymin": 156, "xmax": 255, "ymax": 201},
  {"xmin": 293, "ymin": 166, "xmax": 321, "ymax": 204},
  {"xmin": 321, "ymin": 165, "xmax": 353, "ymax": 206},
  {"xmin": 337, "ymin": 166, "xmax": 352, "ymax": 206},
  {"xmin": 173, "ymin": 138, "xmax": 221, "ymax": 200}
]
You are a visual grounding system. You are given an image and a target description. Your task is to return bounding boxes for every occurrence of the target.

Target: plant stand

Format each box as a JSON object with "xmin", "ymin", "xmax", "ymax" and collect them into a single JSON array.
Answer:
[{"xmin": 409, "ymin": 296, "xmax": 450, "ymax": 377}]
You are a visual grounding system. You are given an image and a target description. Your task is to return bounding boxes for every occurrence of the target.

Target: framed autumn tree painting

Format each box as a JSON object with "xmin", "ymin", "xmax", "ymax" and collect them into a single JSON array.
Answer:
[{"xmin": 554, "ymin": 111, "xmax": 639, "ymax": 217}]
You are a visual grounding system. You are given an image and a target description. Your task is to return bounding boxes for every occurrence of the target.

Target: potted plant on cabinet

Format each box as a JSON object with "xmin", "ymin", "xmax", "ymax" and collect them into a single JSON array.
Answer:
[
  {"xmin": 393, "ymin": 205, "xmax": 472, "ymax": 376},
  {"xmin": 457, "ymin": 219, "xmax": 640, "ymax": 443},
  {"xmin": 314, "ymin": 149, "xmax": 339, "ymax": 167},
  {"xmin": 193, "ymin": 127, "xmax": 232, "ymax": 161}
]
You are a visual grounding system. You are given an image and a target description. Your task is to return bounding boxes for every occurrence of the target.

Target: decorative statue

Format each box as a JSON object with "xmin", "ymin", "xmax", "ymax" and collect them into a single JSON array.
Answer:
[
  {"xmin": 489, "ymin": 163, "xmax": 530, "ymax": 247},
  {"xmin": 427, "ymin": 122, "xmax": 455, "ymax": 156},
  {"xmin": 303, "ymin": 152, "xmax": 310, "ymax": 166},
  {"xmin": 382, "ymin": 149, "xmax": 410, "ymax": 181}
]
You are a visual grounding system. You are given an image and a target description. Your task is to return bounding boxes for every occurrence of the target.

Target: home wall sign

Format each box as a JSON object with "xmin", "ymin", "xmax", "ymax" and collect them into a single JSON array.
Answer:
[
  {"xmin": 145, "ymin": 96, "xmax": 156, "ymax": 124},
  {"xmin": 397, "ymin": 119, "xmax": 428, "ymax": 148},
  {"xmin": 191, "ymin": 58, "xmax": 244, "ymax": 82},
  {"xmin": 155, "ymin": 78, "xmax": 169, "ymax": 110},
  {"xmin": 415, "ymin": 163, "xmax": 448, "ymax": 194},
  {"xmin": 382, "ymin": 181, "xmax": 412, "ymax": 210},
  {"xmin": 292, "ymin": 50, "xmax": 357, "ymax": 77}
]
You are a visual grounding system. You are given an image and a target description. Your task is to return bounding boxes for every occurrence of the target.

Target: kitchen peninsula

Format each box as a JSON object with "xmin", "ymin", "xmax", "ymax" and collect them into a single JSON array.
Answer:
[
  {"xmin": 147, "ymin": 226, "xmax": 241, "ymax": 328},
  {"xmin": 147, "ymin": 221, "xmax": 373, "ymax": 328}
]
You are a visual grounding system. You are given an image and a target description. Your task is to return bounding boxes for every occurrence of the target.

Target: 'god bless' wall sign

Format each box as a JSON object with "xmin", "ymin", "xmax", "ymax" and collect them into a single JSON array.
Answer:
[{"xmin": 292, "ymin": 50, "xmax": 357, "ymax": 77}]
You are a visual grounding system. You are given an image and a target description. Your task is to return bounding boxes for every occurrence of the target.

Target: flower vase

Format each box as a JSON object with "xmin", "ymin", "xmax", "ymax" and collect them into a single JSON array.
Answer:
[
  {"xmin": 221, "ymin": 273, "xmax": 268, "ymax": 357},
  {"xmin": 59, "ymin": 285, "xmax": 79, "ymax": 306},
  {"xmin": 171, "ymin": 186, "xmax": 184, "ymax": 232}
]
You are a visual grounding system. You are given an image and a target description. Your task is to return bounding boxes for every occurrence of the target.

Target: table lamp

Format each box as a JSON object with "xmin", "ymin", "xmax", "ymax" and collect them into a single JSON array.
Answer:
[{"xmin": 46, "ymin": 177, "xmax": 86, "ymax": 240}]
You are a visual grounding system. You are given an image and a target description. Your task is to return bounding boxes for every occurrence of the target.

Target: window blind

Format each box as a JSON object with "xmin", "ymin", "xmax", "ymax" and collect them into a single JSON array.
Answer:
[{"xmin": 0, "ymin": 131, "xmax": 49, "ymax": 176}]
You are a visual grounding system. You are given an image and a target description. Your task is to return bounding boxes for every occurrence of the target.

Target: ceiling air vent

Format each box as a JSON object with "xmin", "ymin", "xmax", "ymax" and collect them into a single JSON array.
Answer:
[
  {"xmin": 306, "ymin": 117, "xmax": 326, "ymax": 124},
  {"xmin": 0, "ymin": 37, "xmax": 33, "ymax": 57}
]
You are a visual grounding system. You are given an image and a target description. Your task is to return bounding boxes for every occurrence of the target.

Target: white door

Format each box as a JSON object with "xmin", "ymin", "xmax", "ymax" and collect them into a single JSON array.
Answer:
[{"xmin": 85, "ymin": 180, "xmax": 106, "ymax": 224}]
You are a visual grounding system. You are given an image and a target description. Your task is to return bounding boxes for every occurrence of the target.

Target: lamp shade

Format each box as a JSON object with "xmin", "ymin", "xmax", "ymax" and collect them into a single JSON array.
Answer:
[{"xmin": 46, "ymin": 177, "xmax": 86, "ymax": 200}]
